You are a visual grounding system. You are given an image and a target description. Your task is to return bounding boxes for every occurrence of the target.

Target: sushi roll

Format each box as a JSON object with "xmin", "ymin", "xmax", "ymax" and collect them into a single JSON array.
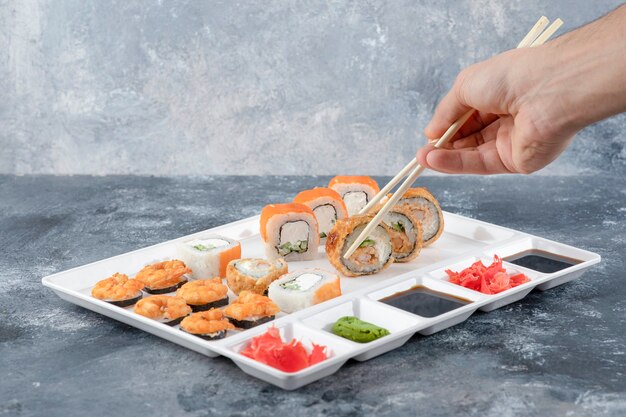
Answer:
[
  {"xmin": 91, "ymin": 273, "xmax": 144, "ymax": 307},
  {"xmin": 325, "ymin": 214, "xmax": 394, "ymax": 277},
  {"xmin": 268, "ymin": 269, "xmax": 341, "ymax": 313},
  {"xmin": 176, "ymin": 277, "xmax": 229, "ymax": 312},
  {"xmin": 135, "ymin": 260, "xmax": 191, "ymax": 294},
  {"xmin": 175, "ymin": 235, "xmax": 241, "ymax": 279},
  {"xmin": 293, "ymin": 187, "xmax": 348, "ymax": 242},
  {"xmin": 179, "ymin": 309, "xmax": 235, "ymax": 340},
  {"xmin": 226, "ymin": 257, "xmax": 288, "ymax": 296},
  {"xmin": 376, "ymin": 205, "xmax": 423, "ymax": 263},
  {"xmin": 223, "ymin": 291, "xmax": 281, "ymax": 329},
  {"xmin": 328, "ymin": 176, "xmax": 380, "ymax": 216},
  {"xmin": 393, "ymin": 188, "xmax": 444, "ymax": 246},
  {"xmin": 260, "ymin": 203, "xmax": 320, "ymax": 261},
  {"xmin": 134, "ymin": 295, "xmax": 192, "ymax": 326}
]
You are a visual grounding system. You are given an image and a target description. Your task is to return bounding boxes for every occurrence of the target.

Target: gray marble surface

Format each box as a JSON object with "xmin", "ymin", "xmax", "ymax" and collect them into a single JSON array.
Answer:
[
  {"xmin": 2, "ymin": 0, "xmax": 625, "ymax": 176},
  {"xmin": 1, "ymin": 174, "xmax": 625, "ymax": 417}
]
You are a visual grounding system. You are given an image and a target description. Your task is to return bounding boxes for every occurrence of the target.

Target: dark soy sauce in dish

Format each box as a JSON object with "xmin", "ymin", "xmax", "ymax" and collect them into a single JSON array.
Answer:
[
  {"xmin": 380, "ymin": 285, "xmax": 470, "ymax": 318},
  {"xmin": 504, "ymin": 250, "xmax": 581, "ymax": 274}
]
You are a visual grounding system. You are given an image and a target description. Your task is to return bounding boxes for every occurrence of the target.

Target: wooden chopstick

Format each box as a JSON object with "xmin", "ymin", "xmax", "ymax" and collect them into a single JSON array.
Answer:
[
  {"xmin": 344, "ymin": 16, "xmax": 563, "ymax": 259},
  {"xmin": 532, "ymin": 19, "xmax": 563, "ymax": 46}
]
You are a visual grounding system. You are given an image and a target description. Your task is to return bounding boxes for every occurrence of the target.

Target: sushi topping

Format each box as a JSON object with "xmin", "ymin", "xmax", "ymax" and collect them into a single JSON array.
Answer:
[
  {"xmin": 359, "ymin": 238, "xmax": 376, "ymax": 248},
  {"xmin": 134, "ymin": 295, "xmax": 192, "ymax": 321},
  {"xmin": 446, "ymin": 255, "xmax": 530, "ymax": 295},
  {"xmin": 224, "ymin": 291, "xmax": 281, "ymax": 322},
  {"xmin": 176, "ymin": 277, "xmax": 228, "ymax": 306},
  {"xmin": 391, "ymin": 222, "xmax": 405, "ymax": 232},
  {"xmin": 180, "ymin": 309, "xmax": 235, "ymax": 335},
  {"xmin": 279, "ymin": 273, "xmax": 323, "ymax": 292},
  {"xmin": 332, "ymin": 316, "xmax": 390, "ymax": 343},
  {"xmin": 92, "ymin": 273, "xmax": 144, "ymax": 302},
  {"xmin": 135, "ymin": 260, "xmax": 191, "ymax": 290},
  {"xmin": 278, "ymin": 240, "xmax": 308, "ymax": 256},
  {"xmin": 188, "ymin": 238, "xmax": 230, "ymax": 252},
  {"xmin": 241, "ymin": 327, "xmax": 328, "ymax": 373}
]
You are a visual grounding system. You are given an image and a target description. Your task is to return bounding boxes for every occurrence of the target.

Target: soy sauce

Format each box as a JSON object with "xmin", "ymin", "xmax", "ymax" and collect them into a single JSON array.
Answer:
[
  {"xmin": 504, "ymin": 250, "xmax": 581, "ymax": 274},
  {"xmin": 380, "ymin": 285, "xmax": 470, "ymax": 318}
]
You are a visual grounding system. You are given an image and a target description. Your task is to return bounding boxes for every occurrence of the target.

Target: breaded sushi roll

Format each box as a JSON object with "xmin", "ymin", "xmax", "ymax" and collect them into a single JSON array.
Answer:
[
  {"xmin": 268, "ymin": 269, "xmax": 341, "ymax": 313},
  {"xmin": 328, "ymin": 176, "xmax": 380, "ymax": 216},
  {"xmin": 226, "ymin": 257, "xmax": 288, "ymax": 296},
  {"xmin": 393, "ymin": 188, "xmax": 444, "ymax": 246},
  {"xmin": 326, "ymin": 214, "xmax": 394, "ymax": 277},
  {"xmin": 293, "ymin": 188, "xmax": 348, "ymax": 242},
  {"xmin": 375, "ymin": 205, "xmax": 423, "ymax": 263},
  {"xmin": 223, "ymin": 291, "xmax": 281, "ymax": 329},
  {"xmin": 175, "ymin": 235, "xmax": 241, "ymax": 279},
  {"xmin": 260, "ymin": 203, "xmax": 320, "ymax": 261}
]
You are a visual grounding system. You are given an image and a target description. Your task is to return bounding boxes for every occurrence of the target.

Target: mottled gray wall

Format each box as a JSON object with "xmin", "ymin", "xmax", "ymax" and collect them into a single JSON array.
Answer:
[{"xmin": 0, "ymin": 0, "xmax": 624, "ymax": 176}]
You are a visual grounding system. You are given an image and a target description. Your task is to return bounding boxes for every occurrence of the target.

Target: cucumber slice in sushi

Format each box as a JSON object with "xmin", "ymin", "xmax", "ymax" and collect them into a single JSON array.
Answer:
[
  {"xmin": 144, "ymin": 278, "xmax": 188, "ymax": 295},
  {"xmin": 226, "ymin": 315, "xmax": 275, "ymax": 329}
]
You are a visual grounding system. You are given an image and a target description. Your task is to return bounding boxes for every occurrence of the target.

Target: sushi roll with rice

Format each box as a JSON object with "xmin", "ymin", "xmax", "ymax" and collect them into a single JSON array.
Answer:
[
  {"xmin": 175, "ymin": 235, "xmax": 241, "ymax": 279},
  {"xmin": 179, "ymin": 308, "xmax": 235, "ymax": 340},
  {"xmin": 260, "ymin": 203, "xmax": 319, "ymax": 261},
  {"xmin": 224, "ymin": 291, "xmax": 281, "ymax": 328},
  {"xmin": 376, "ymin": 205, "xmax": 423, "ymax": 263},
  {"xmin": 293, "ymin": 187, "xmax": 348, "ymax": 242},
  {"xmin": 325, "ymin": 214, "xmax": 394, "ymax": 277},
  {"xmin": 176, "ymin": 277, "xmax": 229, "ymax": 312},
  {"xmin": 393, "ymin": 188, "xmax": 444, "ymax": 246},
  {"xmin": 134, "ymin": 295, "xmax": 192, "ymax": 326},
  {"xmin": 226, "ymin": 257, "xmax": 288, "ymax": 295},
  {"xmin": 91, "ymin": 273, "xmax": 144, "ymax": 307},
  {"xmin": 328, "ymin": 176, "xmax": 380, "ymax": 216},
  {"xmin": 268, "ymin": 269, "xmax": 341, "ymax": 313},
  {"xmin": 223, "ymin": 291, "xmax": 281, "ymax": 329},
  {"xmin": 135, "ymin": 260, "xmax": 191, "ymax": 294}
]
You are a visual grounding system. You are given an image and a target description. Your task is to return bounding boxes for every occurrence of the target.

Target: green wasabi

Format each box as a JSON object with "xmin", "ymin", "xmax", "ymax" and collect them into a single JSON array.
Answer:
[{"xmin": 332, "ymin": 316, "xmax": 390, "ymax": 343}]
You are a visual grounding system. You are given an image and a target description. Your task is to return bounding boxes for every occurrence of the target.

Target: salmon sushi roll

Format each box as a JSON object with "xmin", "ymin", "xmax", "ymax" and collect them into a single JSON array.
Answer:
[
  {"xmin": 226, "ymin": 257, "xmax": 288, "ymax": 295},
  {"xmin": 375, "ymin": 205, "xmax": 423, "ymax": 263},
  {"xmin": 223, "ymin": 291, "xmax": 281, "ymax": 329},
  {"xmin": 393, "ymin": 188, "xmax": 444, "ymax": 246},
  {"xmin": 293, "ymin": 188, "xmax": 348, "ymax": 242},
  {"xmin": 260, "ymin": 203, "xmax": 320, "ymax": 261},
  {"xmin": 268, "ymin": 269, "xmax": 341, "ymax": 313},
  {"xmin": 328, "ymin": 176, "xmax": 380, "ymax": 216},
  {"xmin": 175, "ymin": 235, "xmax": 241, "ymax": 279},
  {"xmin": 325, "ymin": 214, "xmax": 394, "ymax": 277}
]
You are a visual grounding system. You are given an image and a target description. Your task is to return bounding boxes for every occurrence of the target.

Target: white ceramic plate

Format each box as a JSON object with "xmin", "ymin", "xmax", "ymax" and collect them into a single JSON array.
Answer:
[{"xmin": 42, "ymin": 212, "xmax": 600, "ymax": 390}]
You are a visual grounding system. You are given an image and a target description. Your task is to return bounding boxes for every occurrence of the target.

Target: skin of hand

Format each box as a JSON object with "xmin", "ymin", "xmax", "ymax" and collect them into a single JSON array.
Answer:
[{"xmin": 416, "ymin": 4, "xmax": 626, "ymax": 175}]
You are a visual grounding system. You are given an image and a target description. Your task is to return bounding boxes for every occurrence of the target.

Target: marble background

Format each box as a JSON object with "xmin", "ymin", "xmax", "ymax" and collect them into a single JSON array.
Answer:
[{"xmin": 1, "ymin": 0, "xmax": 625, "ymax": 176}]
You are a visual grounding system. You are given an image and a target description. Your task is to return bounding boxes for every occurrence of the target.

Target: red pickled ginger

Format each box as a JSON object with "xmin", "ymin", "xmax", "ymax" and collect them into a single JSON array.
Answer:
[
  {"xmin": 446, "ymin": 255, "xmax": 529, "ymax": 295},
  {"xmin": 241, "ymin": 327, "xmax": 328, "ymax": 373}
]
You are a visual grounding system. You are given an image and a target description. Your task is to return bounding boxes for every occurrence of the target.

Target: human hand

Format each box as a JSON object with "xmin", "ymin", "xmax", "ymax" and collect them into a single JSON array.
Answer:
[{"xmin": 416, "ymin": 5, "xmax": 626, "ymax": 175}]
